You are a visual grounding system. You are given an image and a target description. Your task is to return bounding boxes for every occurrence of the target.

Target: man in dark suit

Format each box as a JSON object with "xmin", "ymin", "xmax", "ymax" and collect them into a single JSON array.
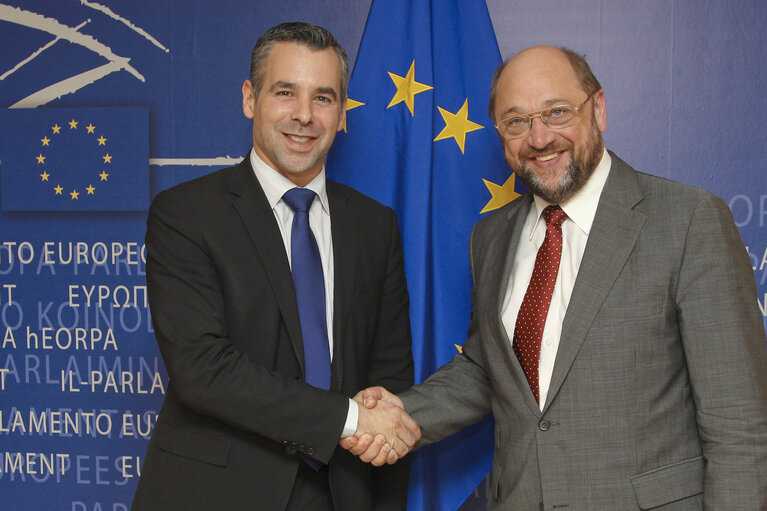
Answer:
[
  {"xmin": 344, "ymin": 46, "xmax": 767, "ymax": 509},
  {"xmin": 132, "ymin": 22, "xmax": 419, "ymax": 511}
]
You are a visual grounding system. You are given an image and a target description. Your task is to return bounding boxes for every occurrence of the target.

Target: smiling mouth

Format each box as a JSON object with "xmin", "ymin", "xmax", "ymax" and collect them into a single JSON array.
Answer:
[
  {"xmin": 287, "ymin": 134, "xmax": 313, "ymax": 143},
  {"xmin": 535, "ymin": 153, "xmax": 559, "ymax": 162}
]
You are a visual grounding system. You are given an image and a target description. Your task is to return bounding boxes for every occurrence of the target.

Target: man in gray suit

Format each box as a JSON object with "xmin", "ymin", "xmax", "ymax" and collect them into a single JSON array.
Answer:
[{"xmin": 342, "ymin": 46, "xmax": 767, "ymax": 509}]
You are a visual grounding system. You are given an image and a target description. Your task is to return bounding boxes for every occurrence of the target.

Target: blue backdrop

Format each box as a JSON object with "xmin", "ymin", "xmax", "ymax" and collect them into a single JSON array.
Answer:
[{"xmin": 1, "ymin": 1, "xmax": 765, "ymax": 510}]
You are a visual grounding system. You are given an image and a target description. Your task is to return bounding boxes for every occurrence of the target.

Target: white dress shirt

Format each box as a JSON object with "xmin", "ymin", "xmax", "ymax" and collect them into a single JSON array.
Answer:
[
  {"xmin": 250, "ymin": 150, "xmax": 358, "ymax": 436},
  {"xmin": 501, "ymin": 149, "xmax": 611, "ymax": 409}
]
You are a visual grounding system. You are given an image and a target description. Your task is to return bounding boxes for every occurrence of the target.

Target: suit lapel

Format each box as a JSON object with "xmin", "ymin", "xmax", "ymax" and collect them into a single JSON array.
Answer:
[
  {"xmin": 543, "ymin": 153, "xmax": 647, "ymax": 411},
  {"xmin": 326, "ymin": 181, "xmax": 356, "ymax": 392},
  {"xmin": 227, "ymin": 160, "xmax": 306, "ymax": 372},
  {"xmin": 482, "ymin": 194, "xmax": 543, "ymax": 414}
]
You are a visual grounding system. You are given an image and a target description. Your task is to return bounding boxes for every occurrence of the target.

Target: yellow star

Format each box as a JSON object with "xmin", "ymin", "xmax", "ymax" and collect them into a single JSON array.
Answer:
[
  {"xmin": 481, "ymin": 173, "xmax": 521, "ymax": 213},
  {"xmin": 70, "ymin": 189, "xmax": 80, "ymax": 200},
  {"xmin": 40, "ymin": 171, "xmax": 50, "ymax": 181},
  {"xmin": 387, "ymin": 60, "xmax": 433, "ymax": 116},
  {"xmin": 433, "ymin": 99, "xmax": 484, "ymax": 154},
  {"xmin": 99, "ymin": 171, "xmax": 109, "ymax": 181},
  {"xmin": 97, "ymin": 135, "xmax": 107, "ymax": 146},
  {"xmin": 454, "ymin": 344, "xmax": 464, "ymax": 354},
  {"xmin": 36, "ymin": 154, "xmax": 46, "ymax": 164},
  {"xmin": 54, "ymin": 185, "xmax": 63, "ymax": 195},
  {"xmin": 86, "ymin": 185, "xmax": 96, "ymax": 195},
  {"xmin": 103, "ymin": 153, "xmax": 112, "ymax": 164},
  {"xmin": 52, "ymin": 124, "xmax": 61, "ymax": 134},
  {"xmin": 69, "ymin": 119, "xmax": 78, "ymax": 129},
  {"xmin": 86, "ymin": 124, "xmax": 96, "ymax": 133},
  {"xmin": 41, "ymin": 136, "xmax": 50, "ymax": 146},
  {"xmin": 342, "ymin": 98, "xmax": 365, "ymax": 132}
]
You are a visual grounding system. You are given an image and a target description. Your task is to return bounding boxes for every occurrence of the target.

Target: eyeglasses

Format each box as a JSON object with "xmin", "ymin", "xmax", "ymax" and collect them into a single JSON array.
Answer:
[{"xmin": 494, "ymin": 90, "xmax": 598, "ymax": 139}]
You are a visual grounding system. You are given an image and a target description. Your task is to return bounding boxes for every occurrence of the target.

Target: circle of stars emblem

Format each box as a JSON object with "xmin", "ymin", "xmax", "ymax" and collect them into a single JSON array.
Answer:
[{"xmin": 35, "ymin": 118, "xmax": 112, "ymax": 200}]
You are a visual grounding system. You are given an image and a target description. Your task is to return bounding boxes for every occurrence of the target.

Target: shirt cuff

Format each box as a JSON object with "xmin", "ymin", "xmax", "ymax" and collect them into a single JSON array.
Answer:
[{"xmin": 341, "ymin": 398, "xmax": 359, "ymax": 438}]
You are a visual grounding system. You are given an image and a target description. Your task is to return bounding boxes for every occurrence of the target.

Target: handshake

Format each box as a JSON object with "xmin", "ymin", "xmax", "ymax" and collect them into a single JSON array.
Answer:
[{"xmin": 339, "ymin": 387, "xmax": 421, "ymax": 466}]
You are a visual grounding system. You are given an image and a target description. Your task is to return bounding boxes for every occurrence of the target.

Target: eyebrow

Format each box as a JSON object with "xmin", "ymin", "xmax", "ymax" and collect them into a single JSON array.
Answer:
[
  {"xmin": 269, "ymin": 80, "xmax": 296, "ymax": 92},
  {"xmin": 500, "ymin": 97, "xmax": 575, "ymax": 117},
  {"xmin": 268, "ymin": 81, "xmax": 338, "ymax": 100}
]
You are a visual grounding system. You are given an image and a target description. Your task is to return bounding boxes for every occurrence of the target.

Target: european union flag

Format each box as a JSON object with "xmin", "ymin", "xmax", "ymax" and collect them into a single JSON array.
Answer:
[
  {"xmin": 327, "ymin": 1, "xmax": 521, "ymax": 509},
  {"xmin": 0, "ymin": 106, "xmax": 148, "ymax": 211}
]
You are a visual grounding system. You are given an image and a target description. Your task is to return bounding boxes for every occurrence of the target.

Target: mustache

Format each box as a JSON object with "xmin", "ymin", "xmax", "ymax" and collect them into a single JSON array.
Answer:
[{"xmin": 519, "ymin": 143, "xmax": 571, "ymax": 159}]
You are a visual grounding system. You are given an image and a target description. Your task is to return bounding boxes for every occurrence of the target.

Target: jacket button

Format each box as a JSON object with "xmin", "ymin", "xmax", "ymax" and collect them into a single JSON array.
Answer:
[
  {"xmin": 284, "ymin": 442, "xmax": 298, "ymax": 455},
  {"xmin": 538, "ymin": 419, "xmax": 551, "ymax": 431},
  {"xmin": 306, "ymin": 447, "xmax": 315, "ymax": 455}
]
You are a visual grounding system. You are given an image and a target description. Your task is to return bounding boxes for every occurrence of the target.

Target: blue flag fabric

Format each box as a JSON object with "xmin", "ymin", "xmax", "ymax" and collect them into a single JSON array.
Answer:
[
  {"xmin": 327, "ymin": 1, "xmax": 520, "ymax": 509},
  {"xmin": 0, "ymin": 106, "xmax": 148, "ymax": 211}
]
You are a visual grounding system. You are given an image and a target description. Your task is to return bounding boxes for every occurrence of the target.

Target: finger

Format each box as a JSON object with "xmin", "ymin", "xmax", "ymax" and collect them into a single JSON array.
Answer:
[
  {"xmin": 385, "ymin": 448, "xmax": 399, "ymax": 465},
  {"xmin": 348, "ymin": 433, "xmax": 375, "ymax": 456},
  {"xmin": 360, "ymin": 435, "xmax": 387, "ymax": 464},
  {"xmin": 369, "ymin": 443, "xmax": 392, "ymax": 467},
  {"xmin": 389, "ymin": 435, "xmax": 409, "ymax": 458},
  {"xmin": 371, "ymin": 442, "xmax": 395, "ymax": 467},
  {"xmin": 339, "ymin": 436, "xmax": 357, "ymax": 450},
  {"xmin": 362, "ymin": 386, "xmax": 384, "ymax": 408}
]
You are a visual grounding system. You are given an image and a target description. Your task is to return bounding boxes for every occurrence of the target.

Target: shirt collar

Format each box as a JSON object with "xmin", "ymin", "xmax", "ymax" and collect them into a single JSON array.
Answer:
[
  {"xmin": 530, "ymin": 148, "xmax": 611, "ymax": 238},
  {"xmin": 249, "ymin": 149, "xmax": 330, "ymax": 214}
]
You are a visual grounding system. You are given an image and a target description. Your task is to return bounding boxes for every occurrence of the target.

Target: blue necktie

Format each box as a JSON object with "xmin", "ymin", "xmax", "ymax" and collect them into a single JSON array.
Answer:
[{"xmin": 282, "ymin": 188, "xmax": 331, "ymax": 391}]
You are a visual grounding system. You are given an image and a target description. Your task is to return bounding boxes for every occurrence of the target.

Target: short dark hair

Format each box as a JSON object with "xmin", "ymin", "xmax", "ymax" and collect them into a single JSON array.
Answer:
[
  {"xmin": 249, "ymin": 21, "xmax": 349, "ymax": 101},
  {"xmin": 488, "ymin": 46, "xmax": 602, "ymax": 120}
]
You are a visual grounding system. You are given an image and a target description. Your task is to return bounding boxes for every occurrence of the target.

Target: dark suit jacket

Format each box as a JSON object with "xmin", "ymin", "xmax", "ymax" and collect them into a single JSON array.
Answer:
[
  {"xmin": 132, "ymin": 158, "xmax": 414, "ymax": 511},
  {"xmin": 401, "ymin": 152, "xmax": 767, "ymax": 510}
]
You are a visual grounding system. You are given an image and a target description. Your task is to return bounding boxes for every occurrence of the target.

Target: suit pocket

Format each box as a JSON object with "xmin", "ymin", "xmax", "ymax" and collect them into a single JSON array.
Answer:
[
  {"xmin": 154, "ymin": 423, "xmax": 231, "ymax": 467},
  {"xmin": 630, "ymin": 456, "xmax": 704, "ymax": 509}
]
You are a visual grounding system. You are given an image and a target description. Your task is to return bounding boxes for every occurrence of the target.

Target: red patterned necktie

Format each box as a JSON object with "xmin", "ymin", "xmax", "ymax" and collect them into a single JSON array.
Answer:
[{"xmin": 513, "ymin": 205, "xmax": 568, "ymax": 404}]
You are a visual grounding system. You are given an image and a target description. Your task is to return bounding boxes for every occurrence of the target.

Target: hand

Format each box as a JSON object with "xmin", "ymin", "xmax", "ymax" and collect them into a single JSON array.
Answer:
[
  {"xmin": 339, "ymin": 387, "xmax": 420, "ymax": 466},
  {"xmin": 341, "ymin": 431, "xmax": 398, "ymax": 466},
  {"xmin": 360, "ymin": 385, "xmax": 403, "ymax": 409}
]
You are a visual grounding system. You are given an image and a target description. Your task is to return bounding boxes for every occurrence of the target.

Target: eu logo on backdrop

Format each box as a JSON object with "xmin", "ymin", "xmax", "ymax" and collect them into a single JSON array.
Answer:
[{"xmin": 0, "ymin": 106, "xmax": 148, "ymax": 211}]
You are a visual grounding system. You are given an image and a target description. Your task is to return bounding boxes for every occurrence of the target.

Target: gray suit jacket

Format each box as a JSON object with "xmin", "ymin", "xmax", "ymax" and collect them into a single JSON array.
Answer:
[{"xmin": 401, "ymin": 153, "xmax": 767, "ymax": 510}]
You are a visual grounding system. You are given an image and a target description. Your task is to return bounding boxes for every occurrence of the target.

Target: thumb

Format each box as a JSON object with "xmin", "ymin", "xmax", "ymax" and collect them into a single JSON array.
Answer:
[{"xmin": 362, "ymin": 386, "xmax": 384, "ymax": 408}]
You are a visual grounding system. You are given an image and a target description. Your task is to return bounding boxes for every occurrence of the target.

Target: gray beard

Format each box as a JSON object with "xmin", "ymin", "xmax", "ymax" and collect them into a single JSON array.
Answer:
[{"xmin": 518, "ymin": 128, "xmax": 603, "ymax": 204}]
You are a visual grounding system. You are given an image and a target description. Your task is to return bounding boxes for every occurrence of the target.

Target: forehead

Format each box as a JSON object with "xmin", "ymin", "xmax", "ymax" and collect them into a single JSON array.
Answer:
[
  {"xmin": 262, "ymin": 41, "xmax": 342, "ymax": 89},
  {"xmin": 495, "ymin": 48, "xmax": 584, "ymax": 113}
]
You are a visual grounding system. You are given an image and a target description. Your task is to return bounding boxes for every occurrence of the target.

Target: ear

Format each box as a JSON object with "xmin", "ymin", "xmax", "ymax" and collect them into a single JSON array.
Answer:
[
  {"xmin": 336, "ymin": 97, "xmax": 347, "ymax": 133},
  {"xmin": 242, "ymin": 79, "xmax": 255, "ymax": 119},
  {"xmin": 593, "ymin": 89, "xmax": 607, "ymax": 132}
]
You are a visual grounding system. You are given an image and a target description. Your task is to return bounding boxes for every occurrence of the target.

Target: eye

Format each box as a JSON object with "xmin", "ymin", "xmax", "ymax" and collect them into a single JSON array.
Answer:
[
  {"xmin": 507, "ymin": 116, "xmax": 526, "ymax": 127},
  {"xmin": 315, "ymin": 95, "xmax": 332, "ymax": 104},
  {"xmin": 548, "ymin": 107, "xmax": 569, "ymax": 118},
  {"xmin": 276, "ymin": 90, "xmax": 293, "ymax": 97}
]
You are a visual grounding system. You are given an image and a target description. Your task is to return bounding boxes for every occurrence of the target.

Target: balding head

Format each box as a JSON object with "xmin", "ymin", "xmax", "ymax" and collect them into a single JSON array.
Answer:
[{"xmin": 489, "ymin": 46, "xmax": 602, "ymax": 121}]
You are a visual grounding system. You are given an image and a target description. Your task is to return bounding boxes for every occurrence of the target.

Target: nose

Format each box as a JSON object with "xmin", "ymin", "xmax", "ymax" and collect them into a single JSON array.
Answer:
[
  {"xmin": 527, "ymin": 116, "xmax": 555, "ymax": 149},
  {"xmin": 291, "ymin": 96, "xmax": 312, "ymax": 125}
]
